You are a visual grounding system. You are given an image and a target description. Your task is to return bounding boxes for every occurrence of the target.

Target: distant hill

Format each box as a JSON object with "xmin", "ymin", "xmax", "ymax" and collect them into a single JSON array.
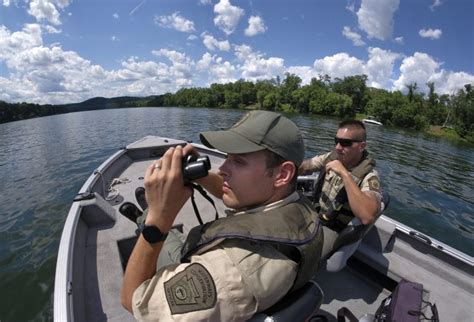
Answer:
[
  {"xmin": 62, "ymin": 96, "xmax": 158, "ymax": 112},
  {"xmin": 0, "ymin": 95, "xmax": 165, "ymax": 124}
]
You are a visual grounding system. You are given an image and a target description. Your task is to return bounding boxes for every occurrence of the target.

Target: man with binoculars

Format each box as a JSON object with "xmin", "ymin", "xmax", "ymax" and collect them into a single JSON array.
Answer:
[{"xmin": 121, "ymin": 110, "xmax": 323, "ymax": 321}]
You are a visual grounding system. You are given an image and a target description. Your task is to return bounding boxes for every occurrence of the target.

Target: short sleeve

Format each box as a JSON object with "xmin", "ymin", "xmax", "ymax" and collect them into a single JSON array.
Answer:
[{"xmin": 132, "ymin": 244, "xmax": 258, "ymax": 321}]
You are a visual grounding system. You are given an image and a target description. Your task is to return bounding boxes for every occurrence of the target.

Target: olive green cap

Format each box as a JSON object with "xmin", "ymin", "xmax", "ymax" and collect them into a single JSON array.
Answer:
[{"xmin": 200, "ymin": 110, "xmax": 305, "ymax": 166}]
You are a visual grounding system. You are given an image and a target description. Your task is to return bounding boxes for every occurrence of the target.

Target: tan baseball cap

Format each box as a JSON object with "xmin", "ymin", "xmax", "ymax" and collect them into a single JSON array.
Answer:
[{"xmin": 200, "ymin": 110, "xmax": 305, "ymax": 166}]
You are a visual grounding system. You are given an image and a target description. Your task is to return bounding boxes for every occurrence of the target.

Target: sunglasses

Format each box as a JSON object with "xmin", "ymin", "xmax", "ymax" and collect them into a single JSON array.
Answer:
[{"xmin": 334, "ymin": 137, "xmax": 364, "ymax": 147}]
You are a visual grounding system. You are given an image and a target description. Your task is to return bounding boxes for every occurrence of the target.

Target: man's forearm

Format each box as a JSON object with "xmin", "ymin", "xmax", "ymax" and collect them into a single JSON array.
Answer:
[
  {"xmin": 340, "ymin": 172, "xmax": 379, "ymax": 225},
  {"xmin": 121, "ymin": 208, "xmax": 173, "ymax": 313},
  {"xmin": 121, "ymin": 235, "xmax": 163, "ymax": 313}
]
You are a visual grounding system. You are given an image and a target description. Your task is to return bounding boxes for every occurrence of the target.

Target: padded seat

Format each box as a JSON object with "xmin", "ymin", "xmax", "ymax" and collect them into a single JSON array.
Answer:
[
  {"xmin": 249, "ymin": 280, "xmax": 324, "ymax": 321},
  {"xmin": 327, "ymin": 191, "xmax": 390, "ymax": 257}
]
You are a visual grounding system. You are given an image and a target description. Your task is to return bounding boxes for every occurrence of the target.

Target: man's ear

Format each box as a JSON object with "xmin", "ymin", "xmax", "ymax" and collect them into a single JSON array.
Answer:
[{"xmin": 274, "ymin": 161, "xmax": 296, "ymax": 188}]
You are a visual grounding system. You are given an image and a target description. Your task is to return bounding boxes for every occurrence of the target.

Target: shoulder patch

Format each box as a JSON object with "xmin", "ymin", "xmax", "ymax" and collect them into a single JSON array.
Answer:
[
  {"xmin": 367, "ymin": 176, "xmax": 381, "ymax": 192},
  {"xmin": 164, "ymin": 263, "xmax": 217, "ymax": 315}
]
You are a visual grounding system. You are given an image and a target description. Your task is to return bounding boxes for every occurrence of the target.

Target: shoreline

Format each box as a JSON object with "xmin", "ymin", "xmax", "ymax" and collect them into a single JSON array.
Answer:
[{"xmin": 354, "ymin": 114, "xmax": 473, "ymax": 145}]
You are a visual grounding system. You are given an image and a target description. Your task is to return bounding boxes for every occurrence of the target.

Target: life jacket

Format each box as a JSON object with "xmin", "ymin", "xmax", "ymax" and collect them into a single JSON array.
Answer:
[
  {"xmin": 180, "ymin": 193, "xmax": 323, "ymax": 292},
  {"xmin": 314, "ymin": 150, "xmax": 375, "ymax": 231}
]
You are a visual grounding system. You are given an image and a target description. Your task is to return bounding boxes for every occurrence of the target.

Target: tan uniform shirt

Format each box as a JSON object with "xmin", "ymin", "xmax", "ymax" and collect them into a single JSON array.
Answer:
[
  {"xmin": 132, "ymin": 193, "xmax": 300, "ymax": 321},
  {"xmin": 310, "ymin": 152, "xmax": 383, "ymax": 210}
]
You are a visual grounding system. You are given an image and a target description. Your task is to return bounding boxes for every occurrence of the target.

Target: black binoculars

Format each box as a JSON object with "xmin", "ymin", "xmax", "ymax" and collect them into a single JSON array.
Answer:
[{"xmin": 182, "ymin": 154, "xmax": 211, "ymax": 184}]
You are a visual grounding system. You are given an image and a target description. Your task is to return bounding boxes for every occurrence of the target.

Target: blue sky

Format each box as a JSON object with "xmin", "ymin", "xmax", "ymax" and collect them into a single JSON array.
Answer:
[{"xmin": 0, "ymin": 0, "xmax": 473, "ymax": 104}]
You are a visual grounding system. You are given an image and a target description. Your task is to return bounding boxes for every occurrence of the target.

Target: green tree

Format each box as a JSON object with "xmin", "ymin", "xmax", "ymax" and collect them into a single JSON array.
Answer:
[
  {"xmin": 331, "ymin": 75, "xmax": 367, "ymax": 115},
  {"xmin": 450, "ymin": 84, "xmax": 474, "ymax": 141},
  {"xmin": 324, "ymin": 92, "xmax": 352, "ymax": 117},
  {"xmin": 224, "ymin": 90, "xmax": 240, "ymax": 109},
  {"xmin": 280, "ymin": 73, "xmax": 302, "ymax": 105},
  {"xmin": 263, "ymin": 91, "xmax": 279, "ymax": 111}
]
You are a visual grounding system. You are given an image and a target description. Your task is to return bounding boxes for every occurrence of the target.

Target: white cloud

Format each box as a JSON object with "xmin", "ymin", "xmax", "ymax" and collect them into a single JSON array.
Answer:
[
  {"xmin": 3, "ymin": 0, "xmax": 10, "ymax": 6},
  {"xmin": 112, "ymin": 57, "xmax": 179, "ymax": 95},
  {"xmin": 430, "ymin": 71, "xmax": 474, "ymax": 95},
  {"xmin": 287, "ymin": 48, "xmax": 401, "ymax": 90},
  {"xmin": 27, "ymin": 0, "xmax": 72, "ymax": 25},
  {"xmin": 430, "ymin": 0, "xmax": 442, "ymax": 11},
  {"xmin": 117, "ymin": 58, "xmax": 168, "ymax": 80},
  {"xmin": 394, "ymin": 36, "xmax": 404, "ymax": 44},
  {"xmin": 197, "ymin": 52, "xmax": 236, "ymax": 84},
  {"xmin": 393, "ymin": 52, "xmax": 474, "ymax": 95},
  {"xmin": 357, "ymin": 0, "xmax": 400, "ymax": 40},
  {"xmin": 346, "ymin": 2, "xmax": 356, "ymax": 14},
  {"xmin": 187, "ymin": 34, "xmax": 198, "ymax": 41},
  {"xmin": 0, "ymin": 23, "xmax": 183, "ymax": 103},
  {"xmin": 152, "ymin": 49, "xmax": 195, "ymax": 86},
  {"xmin": 196, "ymin": 52, "xmax": 213, "ymax": 70},
  {"xmin": 3, "ymin": 44, "xmax": 110, "ymax": 103},
  {"xmin": 313, "ymin": 52, "xmax": 365, "ymax": 79},
  {"xmin": 342, "ymin": 26, "xmax": 365, "ymax": 46},
  {"xmin": 366, "ymin": 47, "xmax": 400, "ymax": 89},
  {"xmin": 0, "ymin": 24, "xmax": 43, "ymax": 63},
  {"xmin": 234, "ymin": 44, "xmax": 285, "ymax": 81},
  {"xmin": 113, "ymin": 13, "xmax": 119, "ymax": 19},
  {"xmin": 201, "ymin": 32, "xmax": 230, "ymax": 51},
  {"xmin": 199, "ymin": 0, "xmax": 212, "ymax": 5},
  {"xmin": 44, "ymin": 25, "xmax": 61, "ymax": 34},
  {"xmin": 154, "ymin": 12, "xmax": 195, "ymax": 33},
  {"xmin": 213, "ymin": 0, "xmax": 244, "ymax": 36},
  {"xmin": 111, "ymin": 36, "xmax": 119, "ymax": 42},
  {"xmin": 245, "ymin": 16, "xmax": 267, "ymax": 37},
  {"xmin": 393, "ymin": 52, "xmax": 440, "ymax": 92},
  {"xmin": 419, "ymin": 28, "xmax": 442, "ymax": 40},
  {"xmin": 286, "ymin": 66, "xmax": 318, "ymax": 85}
]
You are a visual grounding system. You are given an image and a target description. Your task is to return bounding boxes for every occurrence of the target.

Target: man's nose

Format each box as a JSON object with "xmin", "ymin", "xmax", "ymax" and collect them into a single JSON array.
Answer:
[{"xmin": 218, "ymin": 159, "xmax": 229, "ymax": 177}]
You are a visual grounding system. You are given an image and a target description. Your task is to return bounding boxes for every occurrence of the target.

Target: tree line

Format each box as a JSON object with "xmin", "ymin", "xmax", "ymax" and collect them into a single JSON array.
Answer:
[{"xmin": 1, "ymin": 73, "xmax": 472, "ymax": 142}]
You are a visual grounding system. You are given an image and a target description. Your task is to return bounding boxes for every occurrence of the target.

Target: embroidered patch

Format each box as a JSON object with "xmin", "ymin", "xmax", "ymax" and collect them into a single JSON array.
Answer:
[
  {"xmin": 164, "ymin": 263, "xmax": 217, "ymax": 315},
  {"xmin": 368, "ymin": 177, "xmax": 381, "ymax": 192}
]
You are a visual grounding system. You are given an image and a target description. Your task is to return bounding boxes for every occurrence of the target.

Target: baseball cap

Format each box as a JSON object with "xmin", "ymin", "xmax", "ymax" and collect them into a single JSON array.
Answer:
[{"xmin": 200, "ymin": 110, "xmax": 305, "ymax": 166}]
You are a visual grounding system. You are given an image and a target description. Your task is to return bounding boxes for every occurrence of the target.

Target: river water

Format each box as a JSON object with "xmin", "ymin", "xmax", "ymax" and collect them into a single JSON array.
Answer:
[{"xmin": 0, "ymin": 107, "xmax": 473, "ymax": 320}]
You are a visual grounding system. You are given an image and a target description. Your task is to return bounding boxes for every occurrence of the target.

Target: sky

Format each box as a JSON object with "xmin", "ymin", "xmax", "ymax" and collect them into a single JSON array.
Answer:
[{"xmin": 0, "ymin": 0, "xmax": 473, "ymax": 105}]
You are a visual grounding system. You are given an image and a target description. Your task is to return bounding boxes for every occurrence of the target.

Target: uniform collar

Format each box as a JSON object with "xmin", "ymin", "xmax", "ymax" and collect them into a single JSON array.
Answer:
[{"xmin": 226, "ymin": 191, "xmax": 300, "ymax": 217}]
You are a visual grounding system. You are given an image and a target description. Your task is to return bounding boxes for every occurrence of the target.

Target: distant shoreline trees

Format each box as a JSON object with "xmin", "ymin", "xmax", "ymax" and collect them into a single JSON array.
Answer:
[{"xmin": 1, "ymin": 74, "xmax": 472, "ymax": 142}]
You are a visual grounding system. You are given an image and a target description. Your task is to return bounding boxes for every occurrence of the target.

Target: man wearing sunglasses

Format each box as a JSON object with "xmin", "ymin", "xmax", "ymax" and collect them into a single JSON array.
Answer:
[{"xmin": 299, "ymin": 119, "xmax": 383, "ymax": 272}]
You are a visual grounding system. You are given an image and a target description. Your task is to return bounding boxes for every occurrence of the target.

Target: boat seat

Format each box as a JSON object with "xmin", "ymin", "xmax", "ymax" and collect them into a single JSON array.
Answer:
[
  {"xmin": 248, "ymin": 280, "xmax": 324, "ymax": 321},
  {"xmin": 324, "ymin": 191, "xmax": 390, "ymax": 259}
]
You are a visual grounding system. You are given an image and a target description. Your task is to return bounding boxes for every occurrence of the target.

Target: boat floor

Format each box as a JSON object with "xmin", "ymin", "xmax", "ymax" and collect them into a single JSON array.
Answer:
[{"xmin": 313, "ymin": 265, "xmax": 391, "ymax": 321}]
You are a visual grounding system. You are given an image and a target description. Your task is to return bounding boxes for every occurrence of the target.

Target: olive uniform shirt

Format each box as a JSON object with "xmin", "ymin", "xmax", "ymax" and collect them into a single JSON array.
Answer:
[{"xmin": 132, "ymin": 192, "xmax": 301, "ymax": 321}]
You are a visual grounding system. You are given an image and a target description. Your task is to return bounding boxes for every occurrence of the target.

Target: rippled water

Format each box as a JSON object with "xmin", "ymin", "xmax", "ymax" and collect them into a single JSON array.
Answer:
[{"xmin": 0, "ymin": 108, "xmax": 473, "ymax": 320}]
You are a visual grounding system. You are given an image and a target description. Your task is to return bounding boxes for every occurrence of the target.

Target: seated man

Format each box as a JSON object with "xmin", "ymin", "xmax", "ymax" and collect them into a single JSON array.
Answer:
[
  {"xmin": 299, "ymin": 119, "xmax": 383, "ymax": 272},
  {"xmin": 121, "ymin": 110, "xmax": 323, "ymax": 321}
]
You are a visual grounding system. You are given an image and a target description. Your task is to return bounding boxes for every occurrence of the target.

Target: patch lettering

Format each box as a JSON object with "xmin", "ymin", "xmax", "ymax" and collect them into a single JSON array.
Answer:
[
  {"xmin": 367, "ymin": 177, "xmax": 381, "ymax": 192},
  {"xmin": 164, "ymin": 263, "xmax": 217, "ymax": 315}
]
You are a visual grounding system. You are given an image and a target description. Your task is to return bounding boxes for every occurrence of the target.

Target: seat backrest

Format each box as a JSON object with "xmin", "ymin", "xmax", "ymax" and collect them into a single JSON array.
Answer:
[
  {"xmin": 248, "ymin": 280, "xmax": 324, "ymax": 322},
  {"xmin": 328, "ymin": 191, "xmax": 390, "ymax": 257}
]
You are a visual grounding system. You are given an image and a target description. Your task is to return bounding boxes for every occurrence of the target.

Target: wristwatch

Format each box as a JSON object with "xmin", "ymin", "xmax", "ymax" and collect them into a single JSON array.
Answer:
[{"xmin": 141, "ymin": 224, "xmax": 168, "ymax": 243}]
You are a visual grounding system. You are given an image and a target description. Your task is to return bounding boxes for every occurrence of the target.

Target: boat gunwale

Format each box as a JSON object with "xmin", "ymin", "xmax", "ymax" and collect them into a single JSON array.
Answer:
[{"xmin": 54, "ymin": 148, "xmax": 127, "ymax": 321}]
